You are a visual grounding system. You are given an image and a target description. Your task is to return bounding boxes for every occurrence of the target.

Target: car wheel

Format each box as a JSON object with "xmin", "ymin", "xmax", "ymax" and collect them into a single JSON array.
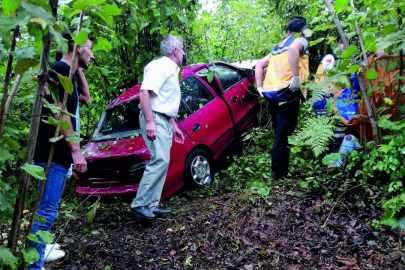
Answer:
[{"xmin": 185, "ymin": 148, "xmax": 214, "ymax": 188}]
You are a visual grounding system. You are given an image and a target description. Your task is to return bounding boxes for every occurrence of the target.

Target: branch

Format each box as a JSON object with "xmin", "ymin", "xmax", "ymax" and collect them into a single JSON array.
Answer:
[{"xmin": 0, "ymin": 26, "xmax": 20, "ymax": 140}]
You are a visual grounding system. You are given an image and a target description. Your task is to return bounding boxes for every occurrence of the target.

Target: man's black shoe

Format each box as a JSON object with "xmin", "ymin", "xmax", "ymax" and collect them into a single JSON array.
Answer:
[
  {"xmin": 129, "ymin": 206, "xmax": 156, "ymax": 220},
  {"xmin": 153, "ymin": 208, "xmax": 172, "ymax": 216}
]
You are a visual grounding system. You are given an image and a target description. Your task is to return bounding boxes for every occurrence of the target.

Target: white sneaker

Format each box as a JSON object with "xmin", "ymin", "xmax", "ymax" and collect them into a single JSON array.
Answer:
[
  {"xmin": 44, "ymin": 246, "xmax": 65, "ymax": 262},
  {"xmin": 45, "ymin": 243, "xmax": 61, "ymax": 251}
]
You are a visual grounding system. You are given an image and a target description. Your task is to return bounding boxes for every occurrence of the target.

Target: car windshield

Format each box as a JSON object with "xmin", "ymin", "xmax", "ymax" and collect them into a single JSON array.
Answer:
[{"xmin": 92, "ymin": 100, "xmax": 140, "ymax": 142}]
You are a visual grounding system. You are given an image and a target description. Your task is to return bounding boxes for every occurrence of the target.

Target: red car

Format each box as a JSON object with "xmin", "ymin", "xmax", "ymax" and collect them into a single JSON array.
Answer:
[{"xmin": 75, "ymin": 62, "xmax": 259, "ymax": 200}]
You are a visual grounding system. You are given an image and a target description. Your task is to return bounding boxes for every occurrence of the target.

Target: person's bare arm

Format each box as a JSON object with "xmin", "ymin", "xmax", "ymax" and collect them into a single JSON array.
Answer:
[
  {"xmin": 255, "ymin": 54, "xmax": 271, "ymax": 89},
  {"xmin": 139, "ymin": 90, "xmax": 157, "ymax": 141},
  {"xmin": 288, "ymin": 40, "xmax": 304, "ymax": 91},
  {"xmin": 288, "ymin": 41, "xmax": 303, "ymax": 77},
  {"xmin": 54, "ymin": 103, "xmax": 87, "ymax": 173},
  {"xmin": 76, "ymin": 68, "xmax": 91, "ymax": 105}
]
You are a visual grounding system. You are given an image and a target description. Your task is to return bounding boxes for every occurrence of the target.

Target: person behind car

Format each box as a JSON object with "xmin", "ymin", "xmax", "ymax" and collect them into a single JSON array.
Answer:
[
  {"xmin": 255, "ymin": 16, "xmax": 309, "ymax": 180},
  {"xmin": 29, "ymin": 29, "xmax": 94, "ymax": 270},
  {"xmin": 129, "ymin": 34, "xmax": 185, "ymax": 220}
]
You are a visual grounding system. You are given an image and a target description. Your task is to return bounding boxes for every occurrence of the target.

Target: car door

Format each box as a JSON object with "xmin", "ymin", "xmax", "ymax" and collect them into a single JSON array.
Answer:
[
  {"xmin": 178, "ymin": 74, "xmax": 235, "ymax": 157},
  {"xmin": 210, "ymin": 64, "xmax": 257, "ymax": 133}
]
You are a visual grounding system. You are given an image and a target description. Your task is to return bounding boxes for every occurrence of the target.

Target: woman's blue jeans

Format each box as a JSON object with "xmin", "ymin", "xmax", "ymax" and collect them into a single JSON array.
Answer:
[{"xmin": 28, "ymin": 162, "xmax": 68, "ymax": 269}]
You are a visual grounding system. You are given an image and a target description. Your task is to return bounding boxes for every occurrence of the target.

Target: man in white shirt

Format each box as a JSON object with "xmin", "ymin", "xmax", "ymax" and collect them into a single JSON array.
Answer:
[{"xmin": 130, "ymin": 34, "xmax": 185, "ymax": 220}]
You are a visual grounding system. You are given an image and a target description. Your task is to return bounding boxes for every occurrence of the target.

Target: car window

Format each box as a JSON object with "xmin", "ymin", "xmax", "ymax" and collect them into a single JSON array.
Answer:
[
  {"xmin": 195, "ymin": 68, "xmax": 221, "ymax": 94},
  {"xmin": 98, "ymin": 100, "xmax": 140, "ymax": 136},
  {"xmin": 180, "ymin": 76, "xmax": 213, "ymax": 114},
  {"xmin": 210, "ymin": 65, "xmax": 245, "ymax": 93},
  {"xmin": 177, "ymin": 99, "xmax": 191, "ymax": 121}
]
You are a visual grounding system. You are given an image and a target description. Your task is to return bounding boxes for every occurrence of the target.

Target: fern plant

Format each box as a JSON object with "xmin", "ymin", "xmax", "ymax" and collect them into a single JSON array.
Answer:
[{"xmin": 289, "ymin": 115, "xmax": 337, "ymax": 157}]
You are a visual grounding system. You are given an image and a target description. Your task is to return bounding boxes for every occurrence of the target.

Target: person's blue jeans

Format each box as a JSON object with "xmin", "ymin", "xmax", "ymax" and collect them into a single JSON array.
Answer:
[{"xmin": 28, "ymin": 162, "xmax": 68, "ymax": 270}]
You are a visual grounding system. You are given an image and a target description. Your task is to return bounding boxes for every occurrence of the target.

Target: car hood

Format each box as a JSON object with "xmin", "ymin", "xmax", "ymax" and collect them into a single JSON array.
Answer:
[{"xmin": 83, "ymin": 136, "xmax": 148, "ymax": 160}]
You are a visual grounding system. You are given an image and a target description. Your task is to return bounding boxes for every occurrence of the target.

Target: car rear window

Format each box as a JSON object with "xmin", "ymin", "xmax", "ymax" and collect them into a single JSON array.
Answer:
[{"xmin": 92, "ymin": 100, "xmax": 140, "ymax": 141}]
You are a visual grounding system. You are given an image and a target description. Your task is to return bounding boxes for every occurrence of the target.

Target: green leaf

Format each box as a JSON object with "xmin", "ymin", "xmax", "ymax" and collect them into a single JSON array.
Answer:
[
  {"xmin": 21, "ymin": 163, "xmax": 45, "ymax": 180},
  {"xmin": 15, "ymin": 59, "xmax": 39, "ymax": 74},
  {"xmin": 257, "ymin": 186, "xmax": 270, "ymax": 197},
  {"xmin": 27, "ymin": 233, "xmax": 41, "ymax": 244},
  {"xmin": 66, "ymin": 136, "xmax": 83, "ymax": 143},
  {"xmin": 74, "ymin": 30, "xmax": 88, "ymax": 45},
  {"xmin": 387, "ymin": 62, "xmax": 397, "ymax": 72},
  {"xmin": 43, "ymin": 115, "xmax": 70, "ymax": 130},
  {"xmin": 22, "ymin": 248, "xmax": 39, "ymax": 264},
  {"xmin": 101, "ymin": 4, "xmax": 121, "ymax": 15},
  {"xmin": 366, "ymin": 69, "xmax": 378, "ymax": 80},
  {"xmin": 36, "ymin": 230, "xmax": 54, "ymax": 244},
  {"xmin": 2, "ymin": 0, "xmax": 21, "ymax": 14},
  {"xmin": 207, "ymin": 70, "xmax": 214, "ymax": 83},
  {"xmin": 86, "ymin": 199, "xmax": 100, "ymax": 223},
  {"xmin": 13, "ymin": 45, "xmax": 36, "ymax": 61},
  {"xmin": 49, "ymin": 135, "xmax": 64, "ymax": 143},
  {"xmin": 346, "ymin": 64, "xmax": 359, "ymax": 74},
  {"xmin": 0, "ymin": 8, "xmax": 30, "ymax": 32},
  {"xmin": 334, "ymin": 0, "xmax": 350, "ymax": 12},
  {"xmin": 92, "ymin": 37, "xmax": 112, "ymax": 52},
  {"xmin": 87, "ymin": 0, "xmax": 105, "ymax": 5},
  {"xmin": 72, "ymin": 0, "xmax": 88, "ymax": 10},
  {"xmin": 0, "ymin": 145, "xmax": 14, "ymax": 163},
  {"xmin": 383, "ymin": 98, "xmax": 393, "ymax": 105},
  {"xmin": 381, "ymin": 211, "xmax": 399, "ymax": 229},
  {"xmin": 21, "ymin": 0, "xmax": 53, "ymax": 25},
  {"xmin": 303, "ymin": 29, "xmax": 313, "ymax": 38},
  {"xmin": 42, "ymin": 100, "xmax": 76, "ymax": 118},
  {"xmin": 0, "ymin": 246, "xmax": 18, "ymax": 270},
  {"xmin": 95, "ymin": 11, "xmax": 113, "ymax": 25},
  {"xmin": 322, "ymin": 153, "xmax": 341, "ymax": 165},
  {"xmin": 341, "ymin": 45, "xmax": 357, "ymax": 59},
  {"xmin": 56, "ymin": 73, "xmax": 74, "ymax": 94},
  {"xmin": 30, "ymin": 17, "xmax": 46, "ymax": 30}
]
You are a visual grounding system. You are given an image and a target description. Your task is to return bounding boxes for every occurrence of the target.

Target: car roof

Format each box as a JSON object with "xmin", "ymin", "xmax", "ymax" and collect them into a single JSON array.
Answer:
[{"xmin": 107, "ymin": 63, "xmax": 207, "ymax": 109}]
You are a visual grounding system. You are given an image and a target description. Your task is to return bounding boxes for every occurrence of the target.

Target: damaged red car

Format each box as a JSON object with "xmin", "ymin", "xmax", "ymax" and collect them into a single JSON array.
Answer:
[{"xmin": 75, "ymin": 62, "xmax": 259, "ymax": 200}]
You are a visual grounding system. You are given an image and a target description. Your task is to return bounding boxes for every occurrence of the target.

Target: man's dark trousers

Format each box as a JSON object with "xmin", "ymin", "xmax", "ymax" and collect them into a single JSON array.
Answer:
[{"xmin": 265, "ymin": 88, "xmax": 301, "ymax": 179}]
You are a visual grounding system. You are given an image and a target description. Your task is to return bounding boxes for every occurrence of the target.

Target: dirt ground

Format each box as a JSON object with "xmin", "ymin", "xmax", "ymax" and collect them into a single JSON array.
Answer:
[{"xmin": 47, "ymin": 177, "xmax": 405, "ymax": 270}]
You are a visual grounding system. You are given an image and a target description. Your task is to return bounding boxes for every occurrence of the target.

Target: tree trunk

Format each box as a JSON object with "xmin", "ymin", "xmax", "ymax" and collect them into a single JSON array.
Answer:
[
  {"xmin": 349, "ymin": 0, "xmax": 382, "ymax": 142},
  {"xmin": 7, "ymin": 0, "xmax": 59, "ymax": 255},
  {"xmin": 396, "ymin": 49, "xmax": 404, "ymax": 121},
  {"xmin": 0, "ymin": 26, "xmax": 20, "ymax": 140},
  {"xmin": 324, "ymin": 0, "xmax": 381, "ymax": 144}
]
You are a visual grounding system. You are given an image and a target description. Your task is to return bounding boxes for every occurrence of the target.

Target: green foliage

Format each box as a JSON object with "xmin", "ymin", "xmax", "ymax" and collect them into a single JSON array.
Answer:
[
  {"xmin": 21, "ymin": 248, "xmax": 39, "ymax": 264},
  {"xmin": 290, "ymin": 115, "xmax": 336, "ymax": 157},
  {"xmin": 347, "ymin": 117, "xmax": 405, "ymax": 229},
  {"xmin": 0, "ymin": 246, "xmax": 18, "ymax": 270},
  {"xmin": 20, "ymin": 163, "xmax": 45, "ymax": 180},
  {"xmin": 87, "ymin": 198, "xmax": 100, "ymax": 223}
]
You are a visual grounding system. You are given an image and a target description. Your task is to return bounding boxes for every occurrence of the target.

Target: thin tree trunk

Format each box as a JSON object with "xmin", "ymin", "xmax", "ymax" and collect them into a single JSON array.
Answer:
[
  {"xmin": 8, "ymin": 0, "xmax": 58, "ymax": 255},
  {"xmin": 24, "ymin": 11, "xmax": 85, "ymax": 254},
  {"xmin": 324, "ymin": 0, "xmax": 381, "ymax": 144},
  {"xmin": 4, "ymin": 74, "xmax": 22, "ymax": 116},
  {"xmin": 349, "ymin": 0, "xmax": 382, "ymax": 142},
  {"xmin": 396, "ymin": 49, "xmax": 404, "ymax": 121},
  {"xmin": 0, "ymin": 26, "xmax": 20, "ymax": 140}
]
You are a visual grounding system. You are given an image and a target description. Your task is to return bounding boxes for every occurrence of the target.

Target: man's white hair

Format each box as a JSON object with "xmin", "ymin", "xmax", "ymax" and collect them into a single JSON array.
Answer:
[{"xmin": 160, "ymin": 34, "xmax": 183, "ymax": 57}]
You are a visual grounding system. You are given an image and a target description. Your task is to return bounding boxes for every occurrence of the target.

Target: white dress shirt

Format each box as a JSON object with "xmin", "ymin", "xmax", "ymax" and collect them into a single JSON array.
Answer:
[{"xmin": 140, "ymin": 56, "xmax": 181, "ymax": 118}]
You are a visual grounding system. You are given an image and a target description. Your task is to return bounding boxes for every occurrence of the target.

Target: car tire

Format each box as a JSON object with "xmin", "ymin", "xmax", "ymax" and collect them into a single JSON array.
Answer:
[{"xmin": 184, "ymin": 148, "xmax": 214, "ymax": 188}]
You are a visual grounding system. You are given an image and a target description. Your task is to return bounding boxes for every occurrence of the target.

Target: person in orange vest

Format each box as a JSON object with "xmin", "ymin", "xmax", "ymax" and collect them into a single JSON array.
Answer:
[{"xmin": 255, "ymin": 17, "xmax": 309, "ymax": 179}]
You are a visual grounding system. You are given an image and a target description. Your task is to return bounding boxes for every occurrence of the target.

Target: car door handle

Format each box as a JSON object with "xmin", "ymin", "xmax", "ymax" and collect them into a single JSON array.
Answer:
[
  {"xmin": 192, "ymin": 124, "xmax": 200, "ymax": 132},
  {"xmin": 231, "ymin": 96, "xmax": 238, "ymax": 103}
]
